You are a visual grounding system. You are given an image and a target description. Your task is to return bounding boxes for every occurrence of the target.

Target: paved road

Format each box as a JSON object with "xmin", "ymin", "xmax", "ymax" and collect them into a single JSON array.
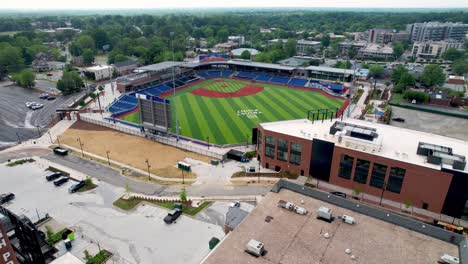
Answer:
[
  {"xmin": 0, "ymin": 82, "xmax": 84, "ymax": 146},
  {"xmin": 44, "ymin": 153, "xmax": 272, "ymax": 197}
]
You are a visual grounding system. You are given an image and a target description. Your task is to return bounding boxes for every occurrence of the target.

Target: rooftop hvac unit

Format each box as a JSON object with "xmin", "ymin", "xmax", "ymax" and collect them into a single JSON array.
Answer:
[
  {"xmin": 317, "ymin": 206, "xmax": 333, "ymax": 222},
  {"xmin": 342, "ymin": 215, "xmax": 356, "ymax": 225},
  {"xmin": 440, "ymin": 254, "xmax": 459, "ymax": 264},
  {"xmin": 245, "ymin": 239, "xmax": 266, "ymax": 257}
]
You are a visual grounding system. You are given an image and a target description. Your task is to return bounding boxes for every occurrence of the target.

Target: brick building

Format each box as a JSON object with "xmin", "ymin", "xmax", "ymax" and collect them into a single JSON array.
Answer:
[{"xmin": 256, "ymin": 118, "xmax": 468, "ymax": 218}]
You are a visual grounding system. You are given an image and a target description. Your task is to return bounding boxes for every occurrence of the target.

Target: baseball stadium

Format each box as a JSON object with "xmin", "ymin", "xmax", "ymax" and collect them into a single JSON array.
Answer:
[{"xmin": 108, "ymin": 59, "xmax": 352, "ymax": 146}]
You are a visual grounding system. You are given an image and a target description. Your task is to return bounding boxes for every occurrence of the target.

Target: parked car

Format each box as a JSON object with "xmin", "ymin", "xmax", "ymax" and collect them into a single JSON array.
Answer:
[
  {"xmin": 53, "ymin": 147, "xmax": 69, "ymax": 156},
  {"xmin": 25, "ymin": 101, "xmax": 34, "ymax": 108},
  {"xmin": 330, "ymin": 191, "xmax": 347, "ymax": 198},
  {"xmin": 164, "ymin": 208, "xmax": 182, "ymax": 224},
  {"xmin": 68, "ymin": 181, "xmax": 85, "ymax": 193},
  {"xmin": 0, "ymin": 193, "xmax": 15, "ymax": 205},
  {"xmin": 46, "ymin": 172, "xmax": 62, "ymax": 181},
  {"xmin": 30, "ymin": 103, "xmax": 44, "ymax": 110},
  {"xmin": 39, "ymin": 93, "xmax": 49, "ymax": 99},
  {"xmin": 47, "ymin": 96, "xmax": 56, "ymax": 101},
  {"xmin": 53, "ymin": 177, "xmax": 69, "ymax": 187},
  {"xmin": 229, "ymin": 201, "xmax": 241, "ymax": 208}
]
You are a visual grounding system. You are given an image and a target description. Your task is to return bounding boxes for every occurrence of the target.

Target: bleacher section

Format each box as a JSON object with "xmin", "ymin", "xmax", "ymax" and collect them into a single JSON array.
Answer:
[
  {"xmin": 269, "ymin": 76, "xmax": 290, "ymax": 85},
  {"xmin": 235, "ymin": 71, "xmax": 257, "ymax": 79},
  {"xmin": 288, "ymin": 78, "xmax": 308, "ymax": 87},
  {"xmin": 255, "ymin": 73, "xmax": 273, "ymax": 82},
  {"xmin": 108, "ymin": 95, "xmax": 139, "ymax": 116}
]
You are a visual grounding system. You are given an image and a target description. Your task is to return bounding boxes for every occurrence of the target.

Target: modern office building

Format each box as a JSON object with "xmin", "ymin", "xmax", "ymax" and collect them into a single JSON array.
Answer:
[
  {"xmin": 407, "ymin": 22, "xmax": 468, "ymax": 42},
  {"xmin": 296, "ymin": 39, "xmax": 321, "ymax": 55},
  {"xmin": 367, "ymin": 29, "xmax": 409, "ymax": 44},
  {"xmin": 256, "ymin": 118, "xmax": 468, "ymax": 218},
  {"xmin": 357, "ymin": 43, "xmax": 394, "ymax": 59},
  {"xmin": 412, "ymin": 40, "xmax": 464, "ymax": 59}
]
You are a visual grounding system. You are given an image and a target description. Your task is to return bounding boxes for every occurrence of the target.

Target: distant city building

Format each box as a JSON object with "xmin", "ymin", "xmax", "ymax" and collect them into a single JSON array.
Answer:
[
  {"xmin": 227, "ymin": 35, "xmax": 245, "ymax": 45},
  {"xmin": 407, "ymin": 22, "xmax": 468, "ymax": 42},
  {"xmin": 411, "ymin": 40, "xmax": 464, "ymax": 59},
  {"xmin": 347, "ymin": 31, "xmax": 368, "ymax": 41},
  {"xmin": 357, "ymin": 43, "xmax": 394, "ymax": 59},
  {"xmin": 367, "ymin": 29, "xmax": 410, "ymax": 44},
  {"xmin": 84, "ymin": 65, "xmax": 113, "ymax": 81},
  {"xmin": 113, "ymin": 60, "xmax": 138, "ymax": 75},
  {"xmin": 296, "ymin": 39, "xmax": 321, "ymax": 55},
  {"xmin": 339, "ymin": 40, "xmax": 367, "ymax": 56},
  {"xmin": 214, "ymin": 41, "xmax": 239, "ymax": 51},
  {"xmin": 445, "ymin": 75, "xmax": 466, "ymax": 93},
  {"xmin": 230, "ymin": 48, "xmax": 260, "ymax": 58},
  {"xmin": 260, "ymin": 28, "xmax": 272, "ymax": 34}
]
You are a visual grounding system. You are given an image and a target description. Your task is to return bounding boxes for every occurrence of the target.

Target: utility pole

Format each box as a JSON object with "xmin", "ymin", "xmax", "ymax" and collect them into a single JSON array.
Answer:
[
  {"xmin": 145, "ymin": 159, "xmax": 151, "ymax": 181},
  {"xmin": 106, "ymin": 151, "xmax": 111, "ymax": 165},
  {"xmin": 77, "ymin": 138, "xmax": 84, "ymax": 157},
  {"xmin": 170, "ymin": 31, "xmax": 180, "ymax": 142}
]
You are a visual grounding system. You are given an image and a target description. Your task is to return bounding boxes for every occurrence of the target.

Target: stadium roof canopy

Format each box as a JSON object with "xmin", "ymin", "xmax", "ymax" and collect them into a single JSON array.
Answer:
[
  {"xmin": 137, "ymin": 61, "xmax": 184, "ymax": 72},
  {"xmin": 230, "ymin": 48, "xmax": 261, "ymax": 57},
  {"xmin": 228, "ymin": 60, "xmax": 296, "ymax": 71},
  {"xmin": 306, "ymin": 66, "xmax": 356, "ymax": 75}
]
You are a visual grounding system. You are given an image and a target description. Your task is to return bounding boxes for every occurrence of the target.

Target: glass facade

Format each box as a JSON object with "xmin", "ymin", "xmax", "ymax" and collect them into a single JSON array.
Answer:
[
  {"xmin": 265, "ymin": 136, "xmax": 275, "ymax": 158},
  {"xmin": 387, "ymin": 167, "xmax": 406, "ymax": 194},
  {"xmin": 290, "ymin": 142, "xmax": 302, "ymax": 165},
  {"xmin": 257, "ymin": 130, "xmax": 263, "ymax": 152},
  {"xmin": 354, "ymin": 159, "xmax": 370, "ymax": 184},
  {"xmin": 370, "ymin": 163, "xmax": 387, "ymax": 189},
  {"xmin": 338, "ymin": 155, "xmax": 354, "ymax": 179},
  {"xmin": 277, "ymin": 138, "xmax": 289, "ymax": 161}
]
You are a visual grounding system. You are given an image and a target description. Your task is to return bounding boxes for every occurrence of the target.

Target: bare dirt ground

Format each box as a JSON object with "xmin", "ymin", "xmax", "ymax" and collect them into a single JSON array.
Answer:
[{"xmin": 59, "ymin": 121, "xmax": 211, "ymax": 178}]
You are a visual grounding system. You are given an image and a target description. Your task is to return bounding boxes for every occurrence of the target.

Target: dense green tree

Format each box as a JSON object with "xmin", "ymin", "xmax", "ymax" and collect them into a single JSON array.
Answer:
[
  {"xmin": 421, "ymin": 64, "xmax": 445, "ymax": 87},
  {"xmin": 57, "ymin": 71, "xmax": 84, "ymax": 95},
  {"xmin": 77, "ymin": 35, "xmax": 95, "ymax": 51},
  {"xmin": 452, "ymin": 59, "xmax": 468, "ymax": 75},
  {"xmin": 321, "ymin": 34, "xmax": 330, "ymax": 47},
  {"xmin": 442, "ymin": 48, "xmax": 465, "ymax": 61},
  {"xmin": 12, "ymin": 69, "xmax": 35, "ymax": 88},
  {"xmin": 335, "ymin": 60, "xmax": 352, "ymax": 69},
  {"xmin": 82, "ymin": 49, "xmax": 95, "ymax": 65},
  {"xmin": 393, "ymin": 42, "xmax": 405, "ymax": 59},
  {"xmin": 240, "ymin": 50, "xmax": 251, "ymax": 60},
  {"xmin": 394, "ymin": 72, "xmax": 416, "ymax": 93},
  {"xmin": 348, "ymin": 47, "xmax": 357, "ymax": 59},
  {"xmin": 403, "ymin": 90, "xmax": 429, "ymax": 103},
  {"xmin": 285, "ymin": 38, "xmax": 297, "ymax": 57},
  {"xmin": 369, "ymin": 65, "xmax": 385, "ymax": 78},
  {"xmin": 391, "ymin": 64, "xmax": 408, "ymax": 82},
  {"xmin": 0, "ymin": 44, "xmax": 24, "ymax": 77}
]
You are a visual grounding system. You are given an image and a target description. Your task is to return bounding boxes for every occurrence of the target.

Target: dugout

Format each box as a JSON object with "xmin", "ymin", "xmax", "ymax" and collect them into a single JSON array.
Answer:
[{"xmin": 227, "ymin": 149, "xmax": 247, "ymax": 162}]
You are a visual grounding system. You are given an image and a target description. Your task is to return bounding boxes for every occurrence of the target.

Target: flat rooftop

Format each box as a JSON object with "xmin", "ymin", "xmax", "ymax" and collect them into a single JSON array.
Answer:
[
  {"xmin": 259, "ymin": 118, "xmax": 468, "ymax": 173},
  {"xmin": 204, "ymin": 188, "xmax": 458, "ymax": 264}
]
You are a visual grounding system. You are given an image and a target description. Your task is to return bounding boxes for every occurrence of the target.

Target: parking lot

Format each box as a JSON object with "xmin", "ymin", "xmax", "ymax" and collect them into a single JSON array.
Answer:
[
  {"xmin": 0, "ymin": 82, "xmax": 84, "ymax": 146},
  {"xmin": 0, "ymin": 161, "xmax": 225, "ymax": 264}
]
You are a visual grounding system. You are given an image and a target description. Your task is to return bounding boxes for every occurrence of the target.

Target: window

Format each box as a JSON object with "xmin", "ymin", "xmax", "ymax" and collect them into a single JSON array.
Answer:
[
  {"xmin": 386, "ymin": 167, "xmax": 406, "ymax": 194},
  {"xmin": 422, "ymin": 202, "xmax": 429, "ymax": 210},
  {"xmin": 265, "ymin": 136, "xmax": 275, "ymax": 158},
  {"xmin": 370, "ymin": 163, "xmax": 387, "ymax": 189},
  {"xmin": 257, "ymin": 130, "xmax": 263, "ymax": 153},
  {"xmin": 354, "ymin": 159, "xmax": 370, "ymax": 184},
  {"xmin": 277, "ymin": 138, "xmax": 289, "ymax": 161},
  {"xmin": 290, "ymin": 142, "xmax": 302, "ymax": 165},
  {"xmin": 338, "ymin": 155, "xmax": 354, "ymax": 180}
]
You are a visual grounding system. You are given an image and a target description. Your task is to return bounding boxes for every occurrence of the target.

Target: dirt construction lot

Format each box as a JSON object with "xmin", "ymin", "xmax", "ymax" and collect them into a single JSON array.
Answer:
[{"xmin": 59, "ymin": 121, "xmax": 211, "ymax": 178}]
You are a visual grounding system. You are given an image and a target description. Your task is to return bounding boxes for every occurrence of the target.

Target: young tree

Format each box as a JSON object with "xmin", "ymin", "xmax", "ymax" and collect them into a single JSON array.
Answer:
[
  {"xmin": 240, "ymin": 50, "xmax": 251, "ymax": 60},
  {"xmin": 180, "ymin": 187, "xmax": 187, "ymax": 202},
  {"xmin": 421, "ymin": 64, "xmax": 445, "ymax": 88},
  {"xmin": 369, "ymin": 65, "xmax": 385, "ymax": 78},
  {"xmin": 12, "ymin": 69, "xmax": 35, "ymax": 88}
]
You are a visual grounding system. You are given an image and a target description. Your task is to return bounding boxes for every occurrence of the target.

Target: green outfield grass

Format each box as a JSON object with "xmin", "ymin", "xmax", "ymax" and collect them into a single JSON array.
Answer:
[{"xmin": 120, "ymin": 78, "xmax": 344, "ymax": 144}]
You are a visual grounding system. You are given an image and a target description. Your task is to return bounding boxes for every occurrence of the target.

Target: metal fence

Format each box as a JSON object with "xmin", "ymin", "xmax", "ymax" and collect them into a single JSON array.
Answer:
[
  {"xmin": 80, "ymin": 115, "xmax": 224, "ymax": 159},
  {"xmin": 273, "ymin": 179, "xmax": 468, "ymax": 264}
]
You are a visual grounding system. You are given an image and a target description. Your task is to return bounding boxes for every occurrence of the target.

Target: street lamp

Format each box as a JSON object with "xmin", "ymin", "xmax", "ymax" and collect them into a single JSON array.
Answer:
[
  {"xmin": 47, "ymin": 131, "xmax": 53, "ymax": 144},
  {"xmin": 145, "ymin": 159, "xmax": 151, "ymax": 181},
  {"xmin": 379, "ymin": 182, "xmax": 388, "ymax": 206},
  {"xmin": 77, "ymin": 138, "xmax": 84, "ymax": 157},
  {"xmin": 57, "ymin": 135, "xmax": 61, "ymax": 146},
  {"xmin": 106, "ymin": 151, "xmax": 111, "ymax": 166},
  {"xmin": 36, "ymin": 126, "xmax": 41, "ymax": 138}
]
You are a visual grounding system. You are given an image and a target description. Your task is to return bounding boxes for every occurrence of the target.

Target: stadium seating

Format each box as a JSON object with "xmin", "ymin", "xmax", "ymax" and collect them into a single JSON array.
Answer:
[
  {"xmin": 255, "ymin": 73, "xmax": 273, "ymax": 82},
  {"xmin": 270, "ymin": 76, "xmax": 290, "ymax": 85},
  {"xmin": 288, "ymin": 78, "xmax": 308, "ymax": 87},
  {"xmin": 220, "ymin": 70, "xmax": 233, "ymax": 77},
  {"xmin": 235, "ymin": 71, "xmax": 257, "ymax": 79},
  {"xmin": 108, "ymin": 94, "xmax": 139, "ymax": 115}
]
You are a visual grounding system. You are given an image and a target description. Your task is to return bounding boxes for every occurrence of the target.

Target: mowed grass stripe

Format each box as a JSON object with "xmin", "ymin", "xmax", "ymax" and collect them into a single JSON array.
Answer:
[
  {"xmin": 268, "ymin": 88, "xmax": 313, "ymax": 118},
  {"xmin": 275, "ymin": 88, "xmax": 330, "ymax": 113},
  {"xmin": 193, "ymin": 96, "xmax": 229, "ymax": 144},
  {"xmin": 184, "ymin": 96, "xmax": 217, "ymax": 141},
  {"xmin": 203, "ymin": 99, "xmax": 239, "ymax": 143},
  {"xmin": 177, "ymin": 95, "xmax": 204, "ymax": 139},
  {"xmin": 239, "ymin": 95, "xmax": 278, "ymax": 121},
  {"xmin": 255, "ymin": 89, "xmax": 295, "ymax": 120},
  {"xmin": 209, "ymin": 99, "xmax": 248, "ymax": 142},
  {"xmin": 283, "ymin": 89, "xmax": 337, "ymax": 110}
]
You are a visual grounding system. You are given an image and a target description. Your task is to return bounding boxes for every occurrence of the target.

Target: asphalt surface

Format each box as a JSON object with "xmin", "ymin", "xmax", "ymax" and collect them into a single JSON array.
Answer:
[
  {"xmin": 0, "ymin": 82, "xmax": 84, "ymax": 146},
  {"xmin": 44, "ymin": 153, "xmax": 272, "ymax": 197}
]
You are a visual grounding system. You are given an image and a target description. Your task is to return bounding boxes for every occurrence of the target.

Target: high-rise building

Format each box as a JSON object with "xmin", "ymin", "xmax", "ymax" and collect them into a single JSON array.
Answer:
[
  {"xmin": 407, "ymin": 22, "xmax": 468, "ymax": 42},
  {"xmin": 412, "ymin": 40, "xmax": 464, "ymax": 59}
]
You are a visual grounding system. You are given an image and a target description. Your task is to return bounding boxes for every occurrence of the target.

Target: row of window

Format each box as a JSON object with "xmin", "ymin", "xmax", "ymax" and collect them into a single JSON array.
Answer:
[
  {"xmin": 259, "ymin": 134, "xmax": 302, "ymax": 165},
  {"xmin": 338, "ymin": 154, "xmax": 406, "ymax": 194}
]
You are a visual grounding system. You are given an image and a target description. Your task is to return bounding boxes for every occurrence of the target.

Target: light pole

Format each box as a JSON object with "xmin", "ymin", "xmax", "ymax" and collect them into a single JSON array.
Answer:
[
  {"xmin": 207, "ymin": 136, "xmax": 210, "ymax": 150},
  {"xmin": 47, "ymin": 131, "xmax": 53, "ymax": 144},
  {"xmin": 106, "ymin": 151, "xmax": 111, "ymax": 165},
  {"xmin": 170, "ymin": 31, "xmax": 180, "ymax": 142},
  {"xmin": 77, "ymin": 138, "xmax": 84, "ymax": 157},
  {"xmin": 57, "ymin": 136, "xmax": 61, "ymax": 146},
  {"xmin": 36, "ymin": 126, "xmax": 41, "ymax": 138},
  {"xmin": 145, "ymin": 159, "xmax": 151, "ymax": 181}
]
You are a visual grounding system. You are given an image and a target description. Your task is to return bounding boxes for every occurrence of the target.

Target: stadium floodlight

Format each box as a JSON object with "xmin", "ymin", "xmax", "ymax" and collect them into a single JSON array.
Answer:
[{"xmin": 170, "ymin": 31, "xmax": 180, "ymax": 142}]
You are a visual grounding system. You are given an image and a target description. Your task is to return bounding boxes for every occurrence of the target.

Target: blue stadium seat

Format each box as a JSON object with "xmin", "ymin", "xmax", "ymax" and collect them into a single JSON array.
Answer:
[
  {"xmin": 255, "ymin": 74, "xmax": 272, "ymax": 82},
  {"xmin": 270, "ymin": 76, "xmax": 290, "ymax": 84},
  {"xmin": 288, "ymin": 78, "xmax": 308, "ymax": 87}
]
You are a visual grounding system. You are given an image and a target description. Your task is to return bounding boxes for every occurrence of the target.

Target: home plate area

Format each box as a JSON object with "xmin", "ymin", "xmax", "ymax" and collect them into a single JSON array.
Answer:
[{"xmin": 237, "ymin": 109, "xmax": 263, "ymax": 119}]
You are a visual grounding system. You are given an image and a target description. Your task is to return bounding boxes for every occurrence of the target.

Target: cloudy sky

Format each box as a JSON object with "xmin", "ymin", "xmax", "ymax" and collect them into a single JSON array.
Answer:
[{"xmin": 1, "ymin": 0, "xmax": 467, "ymax": 9}]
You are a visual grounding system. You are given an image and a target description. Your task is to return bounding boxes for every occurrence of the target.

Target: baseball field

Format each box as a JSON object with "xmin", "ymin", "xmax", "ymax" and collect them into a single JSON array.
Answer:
[{"xmin": 120, "ymin": 78, "xmax": 345, "ymax": 144}]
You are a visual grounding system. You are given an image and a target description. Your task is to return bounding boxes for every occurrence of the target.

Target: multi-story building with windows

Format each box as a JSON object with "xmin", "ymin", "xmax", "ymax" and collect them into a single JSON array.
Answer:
[
  {"xmin": 367, "ymin": 29, "xmax": 410, "ymax": 44},
  {"xmin": 256, "ymin": 118, "xmax": 468, "ymax": 219},
  {"xmin": 407, "ymin": 22, "xmax": 468, "ymax": 42},
  {"xmin": 412, "ymin": 40, "xmax": 464, "ymax": 59}
]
